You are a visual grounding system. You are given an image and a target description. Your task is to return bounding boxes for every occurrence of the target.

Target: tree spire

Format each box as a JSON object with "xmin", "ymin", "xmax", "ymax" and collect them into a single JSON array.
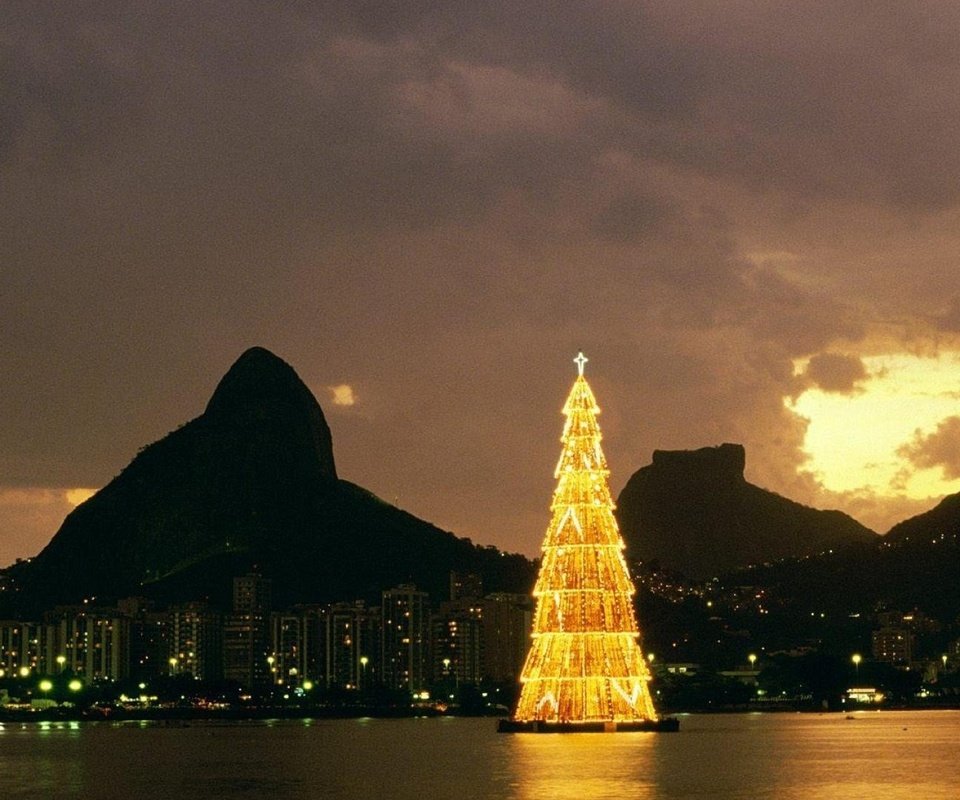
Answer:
[{"xmin": 574, "ymin": 351, "xmax": 588, "ymax": 376}]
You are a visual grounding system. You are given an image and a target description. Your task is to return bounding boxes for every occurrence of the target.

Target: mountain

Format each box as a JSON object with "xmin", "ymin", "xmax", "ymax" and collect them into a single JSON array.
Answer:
[
  {"xmin": 2, "ymin": 348, "xmax": 534, "ymax": 615},
  {"xmin": 616, "ymin": 443, "xmax": 876, "ymax": 579},
  {"xmin": 884, "ymin": 492, "xmax": 960, "ymax": 542}
]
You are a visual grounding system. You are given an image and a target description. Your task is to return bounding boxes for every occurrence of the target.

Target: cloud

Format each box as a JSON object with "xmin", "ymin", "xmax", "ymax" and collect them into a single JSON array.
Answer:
[
  {"xmin": 3, "ymin": 2, "xmax": 960, "ymax": 558},
  {"xmin": 935, "ymin": 297, "xmax": 960, "ymax": 332},
  {"xmin": 329, "ymin": 384, "xmax": 357, "ymax": 407},
  {"xmin": 897, "ymin": 416, "xmax": 960, "ymax": 480},
  {"xmin": 803, "ymin": 353, "xmax": 869, "ymax": 394},
  {"xmin": 65, "ymin": 488, "xmax": 96, "ymax": 506},
  {"xmin": 0, "ymin": 487, "xmax": 79, "ymax": 567},
  {"xmin": 804, "ymin": 483, "xmax": 933, "ymax": 536}
]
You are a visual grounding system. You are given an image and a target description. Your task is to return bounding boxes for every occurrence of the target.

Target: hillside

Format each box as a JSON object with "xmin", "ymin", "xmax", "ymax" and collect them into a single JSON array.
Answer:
[
  {"xmin": 885, "ymin": 492, "xmax": 960, "ymax": 542},
  {"xmin": 1, "ymin": 348, "xmax": 534, "ymax": 615},
  {"xmin": 616, "ymin": 444, "xmax": 876, "ymax": 578}
]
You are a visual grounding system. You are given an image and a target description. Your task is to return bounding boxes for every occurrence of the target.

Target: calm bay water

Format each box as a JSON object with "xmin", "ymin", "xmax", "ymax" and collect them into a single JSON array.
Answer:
[{"xmin": 1, "ymin": 711, "xmax": 957, "ymax": 799}]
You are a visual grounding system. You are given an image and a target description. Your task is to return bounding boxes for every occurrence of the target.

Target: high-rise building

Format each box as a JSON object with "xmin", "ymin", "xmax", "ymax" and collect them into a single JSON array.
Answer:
[
  {"xmin": 223, "ymin": 573, "xmax": 273, "ymax": 690},
  {"xmin": 450, "ymin": 572, "xmax": 483, "ymax": 603},
  {"xmin": 119, "ymin": 598, "xmax": 168, "ymax": 682},
  {"xmin": 325, "ymin": 602, "xmax": 380, "ymax": 691},
  {"xmin": 47, "ymin": 607, "xmax": 130, "ymax": 681},
  {"xmin": 233, "ymin": 574, "xmax": 272, "ymax": 616},
  {"xmin": 168, "ymin": 602, "xmax": 222, "ymax": 681},
  {"xmin": 270, "ymin": 605, "xmax": 327, "ymax": 688},
  {"xmin": 480, "ymin": 592, "xmax": 533, "ymax": 683},
  {"xmin": 0, "ymin": 620, "xmax": 30, "ymax": 674},
  {"xmin": 432, "ymin": 600, "xmax": 483, "ymax": 686},
  {"xmin": 872, "ymin": 627, "xmax": 915, "ymax": 666},
  {"xmin": 381, "ymin": 585, "xmax": 429, "ymax": 694}
]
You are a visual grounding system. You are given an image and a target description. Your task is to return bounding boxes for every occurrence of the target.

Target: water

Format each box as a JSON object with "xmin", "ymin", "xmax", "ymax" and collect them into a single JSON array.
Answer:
[{"xmin": 1, "ymin": 711, "xmax": 957, "ymax": 799}]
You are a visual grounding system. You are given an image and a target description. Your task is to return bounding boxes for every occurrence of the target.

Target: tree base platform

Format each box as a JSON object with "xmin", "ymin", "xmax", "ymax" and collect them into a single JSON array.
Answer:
[{"xmin": 497, "ymin": 717, "xmax": 680, "ymax": 733}]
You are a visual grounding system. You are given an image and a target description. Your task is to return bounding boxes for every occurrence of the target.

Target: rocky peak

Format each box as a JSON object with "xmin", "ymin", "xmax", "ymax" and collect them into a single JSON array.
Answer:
[
  {"xmin": 649, "ymin": 443, "xmax": 746, "ymax": 488},
  {"xmin": 206, "ymin": 347, "xmax": 337, "ymax": 479}
]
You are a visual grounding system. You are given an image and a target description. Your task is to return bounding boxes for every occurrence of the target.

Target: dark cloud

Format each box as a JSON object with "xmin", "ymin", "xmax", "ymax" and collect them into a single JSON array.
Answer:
[
  {"xmin": 804, "ymin": 352, "xmax": 869, "ymax": 394},
  {"xmin": 2, "ymin": 2, "xmax": 960, "ymax": 562}
]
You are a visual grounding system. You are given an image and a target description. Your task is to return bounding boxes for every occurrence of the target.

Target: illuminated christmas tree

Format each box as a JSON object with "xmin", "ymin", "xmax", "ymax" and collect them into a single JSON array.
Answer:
[{"xmin": 503, "ymin": 352, "xmax": 671, "ymax": 732}]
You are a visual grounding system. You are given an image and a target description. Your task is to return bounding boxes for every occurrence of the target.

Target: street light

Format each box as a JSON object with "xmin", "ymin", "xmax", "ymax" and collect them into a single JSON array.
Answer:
[
  {"xmin": 748, "ymin": 653, "xmax": 757, "ymax": 669},
  {"xmin": 360, "ymin": 656, "xmax": 369, "ymax": 689},
  {"xmin": 852, "ymin": 653, "xmax": 862, "ymax": 681},
  {"xmin": 267, "ymin": 655, "xmax": 281, "ymax": 685},
  {"xmin": 56, "ymin": 655, "xmax": 66, "ymax": 673}
]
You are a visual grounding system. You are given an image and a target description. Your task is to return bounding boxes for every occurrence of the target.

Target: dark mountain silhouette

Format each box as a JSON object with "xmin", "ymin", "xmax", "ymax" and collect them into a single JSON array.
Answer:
[
  {"xmin": 884, "ymin": 492, "xmax": 960, "ymax": 542},
  {"xmin": 2, "ymin": 348, "xmax": 534, "ymax": 615},
  {"xmin": 721, "ymin": 530, "xmax": 960, "ymax": 626},
  {"xmin": 616, "ymin": 443, "xmax": 876, "ymax": 578}
]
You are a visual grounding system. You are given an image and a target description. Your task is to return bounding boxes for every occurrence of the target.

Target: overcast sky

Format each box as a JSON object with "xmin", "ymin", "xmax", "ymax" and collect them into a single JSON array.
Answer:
[{"xmin": 4, "ymin": 2, "xmax": 960, "ymax": 566}]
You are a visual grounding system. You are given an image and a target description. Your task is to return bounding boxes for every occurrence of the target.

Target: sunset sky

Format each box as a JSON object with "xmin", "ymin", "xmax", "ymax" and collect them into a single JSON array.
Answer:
[{"xmin": 4, "ymin": 2, "xmax": 960, "ymax": 566}]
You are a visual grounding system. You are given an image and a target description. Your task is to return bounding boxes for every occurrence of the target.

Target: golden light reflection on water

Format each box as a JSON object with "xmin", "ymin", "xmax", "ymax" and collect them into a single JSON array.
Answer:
[
  {"xmin": 0, "ymin": 713, "xmax": 957, "ymax": 799},
  {"xmin": 507, "ymin": 731, "xmax": 658, "ymax": 800},
  {"xmin": 502, "ymin": 712, "xmax": 960, "ymax": 800}
]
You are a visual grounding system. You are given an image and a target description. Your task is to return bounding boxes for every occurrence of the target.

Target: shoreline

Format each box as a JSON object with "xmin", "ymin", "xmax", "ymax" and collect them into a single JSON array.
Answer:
[{"xmin": 2, "ymin": 702, "xmax": 958, "ymax": 725}]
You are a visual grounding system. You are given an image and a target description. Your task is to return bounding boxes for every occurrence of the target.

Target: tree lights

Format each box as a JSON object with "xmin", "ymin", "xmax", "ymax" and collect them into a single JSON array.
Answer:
[{"xmin": 502, "ymin": 354, "xmax": 673, "ymax": 732}]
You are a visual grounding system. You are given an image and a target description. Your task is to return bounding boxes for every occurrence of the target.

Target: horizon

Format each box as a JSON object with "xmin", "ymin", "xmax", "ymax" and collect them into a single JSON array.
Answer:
[{"xmin": 3, "ymin": 344, "xmax": 944, "ymax": 570}]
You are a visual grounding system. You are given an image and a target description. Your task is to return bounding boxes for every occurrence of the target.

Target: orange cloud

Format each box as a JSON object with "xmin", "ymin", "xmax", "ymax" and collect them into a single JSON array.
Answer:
[
  {"xmin": 803, "ymin": 352, "xmax": 868, "ymax": 394},
  {"xmin": 329, "ymin": 384, "xmax": 356, "ymax": 407},
  {"xmin": 897, "ymin": 416, "xmax": 960, "ymax": 480}
]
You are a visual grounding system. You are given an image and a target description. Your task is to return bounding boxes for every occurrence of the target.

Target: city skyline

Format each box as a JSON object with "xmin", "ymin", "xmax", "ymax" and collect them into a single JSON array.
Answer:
[{"xmin": 6, "ymin": 4, "xmax": 960, "ymax": 565}]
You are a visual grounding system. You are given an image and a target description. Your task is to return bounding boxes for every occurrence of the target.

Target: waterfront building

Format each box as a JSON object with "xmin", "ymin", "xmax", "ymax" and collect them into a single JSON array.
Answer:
[
  {"xmin": 381, "ymin": 585, "xmax": 429, "ymax": 694},
  {"xmin": 48, "ymin": 608, "xmax": 130, "ymax": 681},
  {"xmin": 118, "ymin": 597, "xmax": 168, "ymax": 680},
  {"xmin": 479, "ymin": 592, "xmax": 533, "ymax": 683},
  {"xmin": 222, "ymin": 574, "xmax": 273, "ymax": 690},
  {"xmin": 325, "ymin": 601, "xmax": 379, "ymax": 691},
  {"xmin": 432, "ymin": 600, "xmax": 483, "ymax": 686},
  {"xmin": 168, "ymin": 602, "xmax": 222, "ymax": 681},
  {"xmin": 0, "ymin": 620, "xmax": 29, "ymax": 674},
  {"xmin": 270, "ymin": 605, "xmax": 327, "ymax": 688},
  {"xmin": 872, "ymin": 626, "xmax": 915, "ymax": 666}
]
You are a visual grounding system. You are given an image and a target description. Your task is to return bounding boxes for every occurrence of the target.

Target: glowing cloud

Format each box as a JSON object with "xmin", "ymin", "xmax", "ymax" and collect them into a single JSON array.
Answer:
[
  {"xmin": 788, "ymin": 351, "xmax": 960, "ymax": 500},
  {"xmin": 0, "ymin": 487, "xmax": 94, "ymax": 566},
  {"xmin": 65, "ymin": 488, "xmax": 96, "ymax": 507},
  {"xmin": 329, "ymin": 384, "xmax": 356, "ymax": 407}
]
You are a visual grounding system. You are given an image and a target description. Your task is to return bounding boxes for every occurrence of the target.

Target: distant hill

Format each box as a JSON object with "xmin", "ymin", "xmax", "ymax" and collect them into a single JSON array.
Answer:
[
  {"xmin": 616, "ymin": 443, "xmax": 876, "ymax": 578},
  {"xmin": 1, "ymin": 348, "xmax": 534, "ymax": 616},
  {"xmin": 885, "ymin": 492, "xmax": 960, "ymax": 542},
  {"xmin": 724, "ymin": 529, "xmax": 960, "ymax": 625}
]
